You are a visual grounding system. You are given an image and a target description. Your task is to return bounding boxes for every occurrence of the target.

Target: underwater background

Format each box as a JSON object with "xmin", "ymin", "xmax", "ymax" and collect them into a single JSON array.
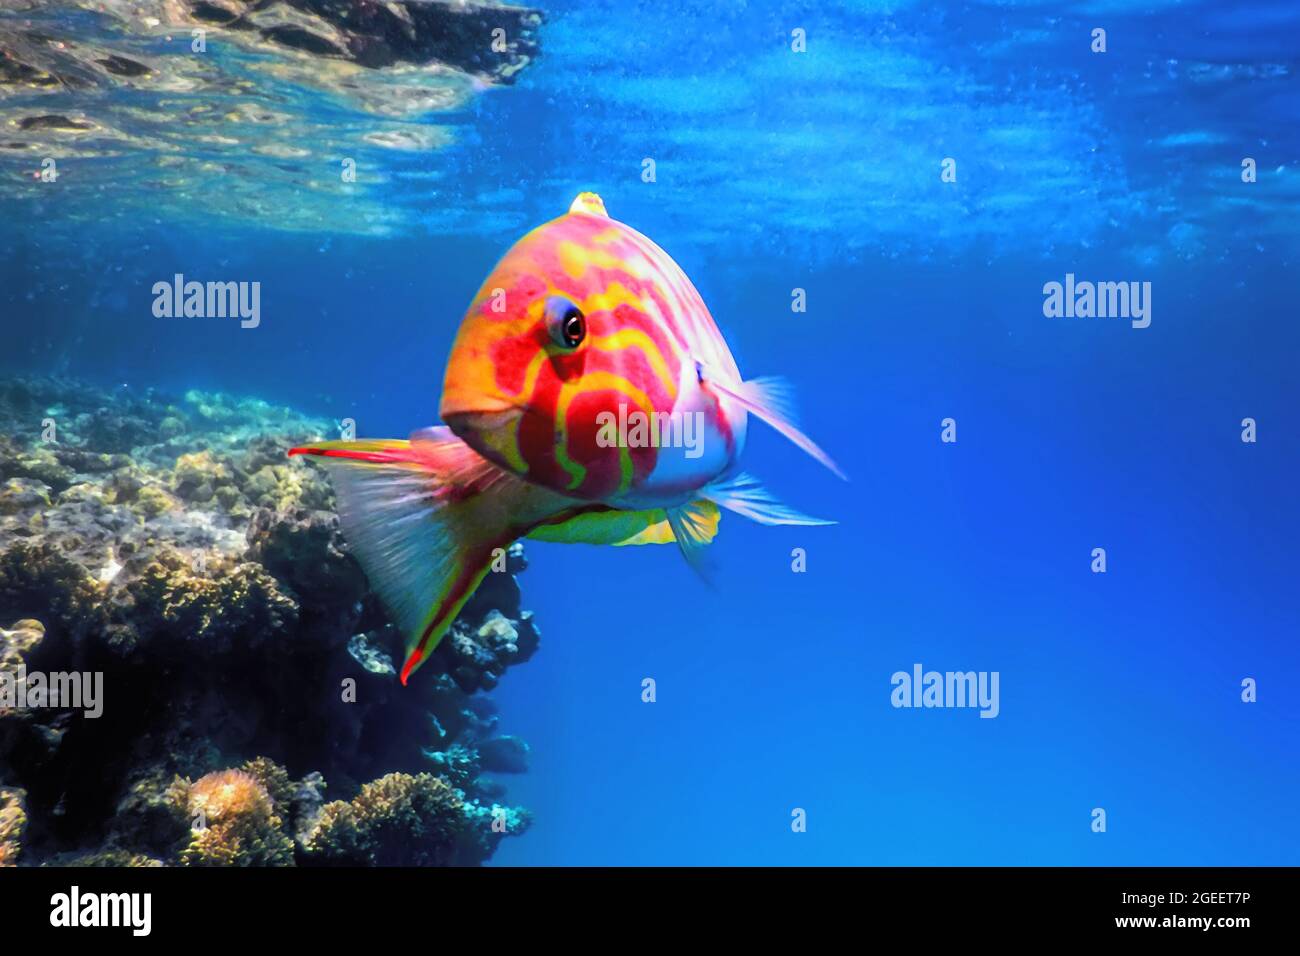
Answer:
[{"xmin": 1, "ymin": 0, "xmax": 1298, "ymax": 866}]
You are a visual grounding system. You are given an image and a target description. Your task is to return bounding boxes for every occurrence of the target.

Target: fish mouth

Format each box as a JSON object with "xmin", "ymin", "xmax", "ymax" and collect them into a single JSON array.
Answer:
[
  {"xmin": 441, "ymin": 390, "xmax": 516, "ymax": 418},
  {"xmin": 441, "ymin": 402, "xmax": 523, "ymax": 438}
]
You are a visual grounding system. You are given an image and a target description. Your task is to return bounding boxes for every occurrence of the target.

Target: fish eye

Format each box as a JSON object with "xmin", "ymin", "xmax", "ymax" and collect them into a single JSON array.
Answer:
[{"xmin": 545, "ymin": 296, "xmax": 585, "ymax": 349}]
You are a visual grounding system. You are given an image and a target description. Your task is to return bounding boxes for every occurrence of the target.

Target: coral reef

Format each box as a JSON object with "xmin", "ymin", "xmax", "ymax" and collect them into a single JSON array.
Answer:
[{"xmin": 0, "ymin": 375, "xmax": 534, "ymax": 866}]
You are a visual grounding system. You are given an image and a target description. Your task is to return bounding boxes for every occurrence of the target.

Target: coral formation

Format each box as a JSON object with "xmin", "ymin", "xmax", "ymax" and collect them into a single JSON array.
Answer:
[
  {"xmin": 0, "ymin": 786, "xmax": 25, "ymax": 866},
  {"xmin": 181, "ymin": 769, "xmax": 295, "ymax": 867},
  {"xmin": 301, "ymin": 770, "xmax": 527, "ymax": 867},
  {"xmin": 0, "ymin": 376, "xmax": 534, "ymax": 866}
]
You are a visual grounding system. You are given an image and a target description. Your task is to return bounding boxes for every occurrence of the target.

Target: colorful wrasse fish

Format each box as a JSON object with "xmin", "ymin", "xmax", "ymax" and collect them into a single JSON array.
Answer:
[{"xmin": 290, "ymin": 193, "xmax": 843, "ymax": 684}]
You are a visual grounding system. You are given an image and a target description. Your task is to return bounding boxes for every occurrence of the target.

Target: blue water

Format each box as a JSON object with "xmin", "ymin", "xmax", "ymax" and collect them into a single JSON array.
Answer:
[{"xmin": 3, "ymin": 0, "xmax": 1298, "ymax": 864}]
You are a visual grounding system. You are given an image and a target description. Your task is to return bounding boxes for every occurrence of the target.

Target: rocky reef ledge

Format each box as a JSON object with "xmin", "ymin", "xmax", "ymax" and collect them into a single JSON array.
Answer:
[
  {"xmin": 0, "ymin": 376, "xmax": 537, "ymax": 866},
  {"xmin": 0, "ymin": 1, "xmax": 543, "ymax": 233}
]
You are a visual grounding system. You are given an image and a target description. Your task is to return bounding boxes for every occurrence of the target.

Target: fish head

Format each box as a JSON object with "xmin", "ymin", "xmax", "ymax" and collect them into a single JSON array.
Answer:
[{"xmin": 441, "ymin": 192, "xmax": 743, "ymax": 501}]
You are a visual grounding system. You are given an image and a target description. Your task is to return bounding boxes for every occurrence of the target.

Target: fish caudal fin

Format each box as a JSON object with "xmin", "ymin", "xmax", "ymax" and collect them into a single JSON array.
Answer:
[
  {"xmin": 289, "ymin": 428, "xmax": 561, "ymax": 684},
  {"xmin": 707, "ymin": 375, "xmax": 847, "ymax": 481}
]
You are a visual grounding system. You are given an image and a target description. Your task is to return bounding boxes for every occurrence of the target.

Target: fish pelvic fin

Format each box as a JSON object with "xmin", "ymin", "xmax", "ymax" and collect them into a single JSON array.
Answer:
[
  {"xmin": 289, "ymin": 427, "xmax": 572, "ymax": 684},
  {"xmin": 666, "ymin": 499, "xmax": 721, "ymax": 581},
  {"xmin": 704, "ymin": 472, "xmax": 835, "ymax": 526},
  {"xmin": 526, "ymin": 506, "xmax": 678, "ymax": 546},
  {"xmin": 529, "ymin": 498, "xmax": 721, "ymax": 575},
  {"xmin": 706, "ymin": 375, "xmax": 847, "ymax": 481}
]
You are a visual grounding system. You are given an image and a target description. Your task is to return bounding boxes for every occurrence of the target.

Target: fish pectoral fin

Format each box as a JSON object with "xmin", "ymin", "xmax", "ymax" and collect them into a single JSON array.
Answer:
[
  {"xmin": 289, "ymin": 428, "xmax": 556, "ymax": 685},
  {"xmin": 526, "ymin": 507, "xmax": 677, "ymax": 546},
  {"xmin": 705, "ymin": 374, "xmax": 847, "ymax": 481},
  {"xmin": 704, "ymin": 472, "xmax": 835, "ymax": 526},
  {"xmin": 666, "ymin": 499, "xmax": 721, "ymax": 579}
]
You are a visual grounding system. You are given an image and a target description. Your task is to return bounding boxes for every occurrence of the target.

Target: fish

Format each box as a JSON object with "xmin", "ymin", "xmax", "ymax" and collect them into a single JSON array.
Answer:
[{"xmin": 290, "ymin": 193, "xmax": 843, "ymax": 684}]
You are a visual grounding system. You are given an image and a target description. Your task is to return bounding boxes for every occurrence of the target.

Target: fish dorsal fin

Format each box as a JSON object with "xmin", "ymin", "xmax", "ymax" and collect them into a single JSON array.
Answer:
[{"xmin": 569, "ymin": 192, "xmax": 609, "ymax": 217}]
